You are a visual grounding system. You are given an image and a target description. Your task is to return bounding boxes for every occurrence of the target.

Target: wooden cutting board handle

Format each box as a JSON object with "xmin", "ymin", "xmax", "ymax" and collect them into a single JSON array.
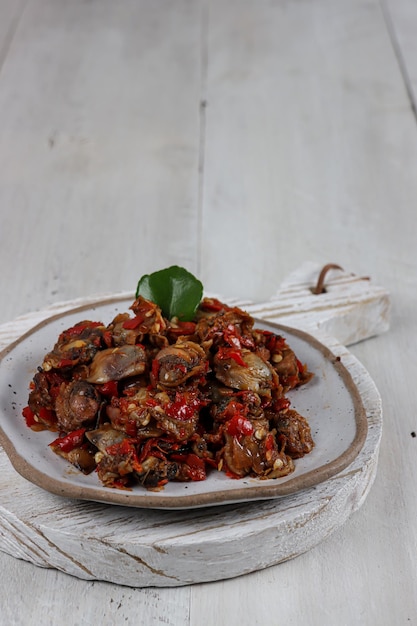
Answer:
[{"xmin": 245, "ymin": 261, "xmax": 390, "ymax": 345}]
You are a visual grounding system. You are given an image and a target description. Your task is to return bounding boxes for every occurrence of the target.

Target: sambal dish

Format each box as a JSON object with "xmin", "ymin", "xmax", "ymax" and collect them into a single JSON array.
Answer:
[{"xmin": 22, "ymin": 296, "xmax": 315, "ymax": 491}]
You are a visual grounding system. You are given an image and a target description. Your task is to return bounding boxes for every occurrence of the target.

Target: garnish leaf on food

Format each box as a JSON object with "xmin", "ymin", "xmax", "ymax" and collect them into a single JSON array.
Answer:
[{"xmin": 136, "ymin": 266, "xmax": 203, "ymax": 321}]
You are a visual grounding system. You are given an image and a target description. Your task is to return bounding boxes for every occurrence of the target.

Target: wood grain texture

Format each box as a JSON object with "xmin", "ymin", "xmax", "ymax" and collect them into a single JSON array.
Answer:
[
  {"xmin": 382, "ymin": 0, "xmax": 417, "ymax": 110},
  {"xmin": 199, "ymin": 0, "xmax": 416, "ymax": 302},
  {"xmin": 0, "ymin": 0, "xmax": 416, "ymax": 622},
  {"xmin": 0, "ymin": 0, "xmax": 204, "ymax": 326}
]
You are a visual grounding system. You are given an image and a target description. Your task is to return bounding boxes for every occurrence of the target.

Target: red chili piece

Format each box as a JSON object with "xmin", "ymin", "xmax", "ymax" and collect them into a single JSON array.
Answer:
[
  {"xmin": 264, "ymin": 433, "xmax": 275, "ymax": 451},
  {"xmin": 296, "ymin": 358, "xmax": 305, "ymax": 374},
  {"xmin": 171, "ymin": 453, "xmax": 206, "ymax": 481},
  {"xmin": 22, "ymin": 406, "xmax": 36, "ymax": 428},
  {"xmin": 216, "ymin": 346, "xmax": 247, "ymax": 367},
  {"xmin": 199, "ymin": 298, "xmax": 225, "ymax": 312},
  {"xmin": 144, "ymin": 397, "xmax": 158, "ymax": 407},
  {"xmin": 124, "ymin": 420, "xmax": 138, "ymax": 437},
  {"xmin": 223, "ymin": 324, "xmax": 254, "ymax": 350},
  {"xmin": 169, "ymin": 321, "xmax": 196, "ymax": 336},
  {"xmin": 226, "ymin": 413, "xmax": 254, "ymax": 437},
  {"xmin": 273, "ymin": 397, "xmax": 291, "ymax": 412},
  {"xmin": 259, "ymin": 331, "xmax": 287, "ymax": 353},
  {"xmin": 59, "ymin": 321, "xmax": 103, "ymax": 339},
  {"xmin": 38, "ymin": 407, "xmax": 57, "ymax": 425},
  {"xmin": 151, "ymin": 359, "xmax": 160, "ymax": 380},
  {"xmin": 165, "ymin": 393, "xmax": 201, "ymax": 421},
  {"xmin": 102, "ymin": 330, "xmax": 113, "ymax": 347},
  {"xmin": 220, "ymin": 400, "xmax": 247, "ymax": 421},
  {"xmin": 97, "ymin": 380, "xmax": 119, "ymax": 397},
  {"xmin": 55, "ymin": 359, "xmax": 75, "ymax": 369},
  {"xmin": 122, "ymin": 313, "xmax": 146, "ymax": 330},
  {"xmin": 50, "ymin": 428, "xmax": 86, "ymax": 453}
]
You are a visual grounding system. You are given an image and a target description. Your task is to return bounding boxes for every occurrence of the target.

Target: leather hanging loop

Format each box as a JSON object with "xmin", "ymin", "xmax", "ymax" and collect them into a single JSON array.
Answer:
[{"xmin": 311, "ymin": 264, "xmax": 343, "ymax": 294}]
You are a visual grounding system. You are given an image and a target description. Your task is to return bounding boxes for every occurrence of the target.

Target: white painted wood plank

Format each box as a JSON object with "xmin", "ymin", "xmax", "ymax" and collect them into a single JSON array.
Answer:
[
  {"xmin": 0, "ymin": 0, "xmax": 203, "ymax": 326},
  {"xmin": 0, "ymin": 554, "xmax": 191, "ymax": 626},
  {"xmin": 200, "ymin": 0, "xmax": 417, "ymax": 302}
]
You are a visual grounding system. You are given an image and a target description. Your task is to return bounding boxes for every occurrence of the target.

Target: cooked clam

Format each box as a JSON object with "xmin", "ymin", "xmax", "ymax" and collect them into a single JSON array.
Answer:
[
  {"xmin": 87, "ymin": 345, "xmax": 146, "ymax": 384},
  {"xmin": 55, "ymin": 380, "xmax": 101, "ymax": 432},
  {"xmin": 213, "ymin": 349, "xmax": 278, "ymax": 396},
  {"xmin": 154, "ymin": 340, "xmax": 207, "ymax": 387}
]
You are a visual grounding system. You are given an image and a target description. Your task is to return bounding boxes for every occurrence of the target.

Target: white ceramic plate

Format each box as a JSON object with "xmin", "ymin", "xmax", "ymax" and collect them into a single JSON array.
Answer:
[{"xmin": 0, "ymin": 296, "xmax": 367, "ymax": 509}]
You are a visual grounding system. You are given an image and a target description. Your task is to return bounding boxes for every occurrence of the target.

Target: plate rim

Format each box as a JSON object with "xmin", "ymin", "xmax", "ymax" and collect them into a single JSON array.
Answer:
[{"xmin": 0, "ymin": 295, "xmax": 368, "ymax": 510}]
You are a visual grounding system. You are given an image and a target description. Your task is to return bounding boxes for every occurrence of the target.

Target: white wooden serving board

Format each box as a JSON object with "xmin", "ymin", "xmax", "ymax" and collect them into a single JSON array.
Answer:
[{"xmin": 0, "ymin": 263, "xmax": 389, "ymax": 587}]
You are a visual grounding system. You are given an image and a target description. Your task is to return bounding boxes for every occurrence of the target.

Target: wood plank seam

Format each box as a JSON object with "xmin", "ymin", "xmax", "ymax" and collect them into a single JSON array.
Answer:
[
  {"xmin": 380, "ymin": 0, "xmax": 417, "ymax": 119},
  {"xmin": 0, "ymin": 0, "xmax": 28, "ymax": 79},
  {"xmin": 197, "ymin": 1, "xmax": 209, "ymax": 278}
]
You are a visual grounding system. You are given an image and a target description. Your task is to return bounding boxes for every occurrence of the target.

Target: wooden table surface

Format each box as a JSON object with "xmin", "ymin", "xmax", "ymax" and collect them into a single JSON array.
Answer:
[{"xmin": 0, "ymin": 1, "xmax": 416, "ymax": 624}]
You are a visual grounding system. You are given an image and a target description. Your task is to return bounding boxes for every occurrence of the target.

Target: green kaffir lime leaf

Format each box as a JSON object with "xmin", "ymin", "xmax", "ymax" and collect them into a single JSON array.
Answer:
[{"xmin": 136, "ymin": 266, "xmax": 203, "ymax": 321}]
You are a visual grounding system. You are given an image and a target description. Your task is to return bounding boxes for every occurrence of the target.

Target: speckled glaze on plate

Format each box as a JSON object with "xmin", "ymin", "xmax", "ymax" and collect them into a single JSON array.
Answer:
[{"xmin": 0, "ymin": 296, "xmax": 367, "ymax": 509}]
